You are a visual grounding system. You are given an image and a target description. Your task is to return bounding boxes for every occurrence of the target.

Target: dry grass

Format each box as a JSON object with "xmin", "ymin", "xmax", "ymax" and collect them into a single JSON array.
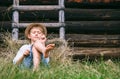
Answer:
[{"xmin": 0, "ymin": 32, "xmax": 72, "ymax": 64}]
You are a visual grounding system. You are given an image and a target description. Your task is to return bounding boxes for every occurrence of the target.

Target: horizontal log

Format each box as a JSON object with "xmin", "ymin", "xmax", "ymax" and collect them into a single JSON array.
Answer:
[
  {"xmin": 2, "ymin": 21, "xmax": 120, "ymax": 28},
  {"xmin": 66, "ymin": 34, "xmax": 120, "ymax": 40},
  {"xmin": 66, "ymin": 34, "xmax": 120, "ymax": 47},
  {"xmin": 18, "ymin": 9, "xmax": 120, "ymax": 21},
  {"xmin": 66, "ymin": 21, "xmax": 120, "ymax": 28},
  {"xmin": 66, "ymin": 21, "xmax": 120, "ymax": 32},
  {"xmin": 66, "ymin": 2, "xmax": 120, "ymax": 9},
  {"xmin": 71, "ymin": 47, "xmax": 120, "ymax": 60},
  {"xmin": 1, "ymin": 21, "xmax": 120, "ymax": 34},
  {"xmin": 72, "ymin": 51, "xmax": 120, "ymax": 60},
  {"xmin": 0, "ymin": 7, "xmax": 120, "ymax": 21},
  {"xmin": 0, "ymin": 0, "xmax": 120, "ymax": 9},
  {"xmin": 12, "ymin": 5, "xmax": 64, "ymax": 11},
  {"xmin": 65, "ymin": 9, "xmax": 120, "ymax": 21}
]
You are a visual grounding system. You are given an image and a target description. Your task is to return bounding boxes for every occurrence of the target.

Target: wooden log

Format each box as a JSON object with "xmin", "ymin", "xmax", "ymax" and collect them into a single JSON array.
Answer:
[
  {"xmin": 71, "ymin": 47, "xmax": 120, "ymax": 60},
  {"xmin": 1, "ymin": 21, "xmax": 120, "ymax": 34},
  {"xmin": 66, "ymin": 34, "xmax": 120, "ymax": 47},
  {"xmin": 0, "ymin": 0, "xmax": 120, "ymax": 7},
  {"xmin": 65, "ymin": 9, "xmax": 120, "ymax": 21},
  {"xmin": 72, "ymin": 51, "xmax": 120, "ymax": 60},
  {"xmin": 65, "ymin": 1, "xmax": 120, "ymax": 9},
  {"xmin": 1, "ymin": 7, "xmax": 120, "ymax": 21},
  {"xmin": 66, "ymin": 34, "xmax": 120, "ymax": 40},
  {"xmin": 66, "ymin": 21, "xmax": 120, "ymax": 32},
  {"xmin": 18, "ymin": 9, "xmax": 120, "ymax": 21}
]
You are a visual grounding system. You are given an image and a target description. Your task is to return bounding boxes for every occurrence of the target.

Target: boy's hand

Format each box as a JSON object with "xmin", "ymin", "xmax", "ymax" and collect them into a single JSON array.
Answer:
[
  {"xmin": 23, "ymin": 50, "xmax": 30, "ymax": 57},
  {"xmin": 46, "ymin": 44, "xmax": 55, "ymax": 51},
  {"xmin": 44, "ymin": 44, "xmax": 55, "ymax": 58},
  {"xmin": 39, "ymin": 34, "xmax": 47, "ymax": 43}
]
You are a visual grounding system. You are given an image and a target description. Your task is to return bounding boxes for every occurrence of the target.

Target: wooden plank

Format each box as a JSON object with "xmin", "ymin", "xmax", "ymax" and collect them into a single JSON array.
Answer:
[
  {"xmin": 59, "ymin": 0, "xmax": 65, "ymax": 39},
  {"xmin": 13, "ymin": 5, "xmax": 63, "ymax": 11},
  {"xmin": 12, "ymin": 22, "xmax": 65, "ymax": 28},
  {"xmin": 12, "ymin": 0, "xmax": 19, "ymax": 40}
]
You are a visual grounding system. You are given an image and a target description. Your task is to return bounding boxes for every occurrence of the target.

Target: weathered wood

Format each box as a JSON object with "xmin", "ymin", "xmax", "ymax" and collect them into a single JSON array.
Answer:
[
  {"xmin": 13, "ymin": 5, "xmax": 63, "ymax": 11},
  {"xmin": 11, "ymin": 0, "xmax": 65, "ymax": 40},
  {"xmin": 66, "ymin": 34, "xmax": 120, "ymax": 47},
  {"xmin": 12, "ymin": 22, "xmax": 65, "ymax": 28},
  {"xmin": 59, "ymin": 0, "xmax": 65, "ymax": 39},
  {"xmin": 66, "ymin": 21, "xmax": 120, "ymax": 34},
  {"xmin": 1, "ymin": 21, "xmax": 120, "ymax": 34},
  {"xmin": 12, "ymin": 0, "xmax": 19, "ymax": 40},
  {"xmin": 18, "ymin": 9, "xmax": 120, "ymax": 21},
  {"xmin": 71, "ymin": 47, "xmax": 120, "ymax": 60},
  {"xmin": 65, "ymin": 1, "xmax": 120, "ymax": 9},
  {"xmin": 65, "ymin": 9, "xmax": 120, "ymax": 21},
  {"xmin": 1, "ymin": 7, "xmax": 120, "ymax": 21},
  {"xmin": 66, "ymin": 34, "xmax": 120, "ymax": 40},
  {"xmin": 66, "ymin": 21, "xmax": 120, "ymax": 27},
  {"xmin": 0, "ymin": 0, "xmax": 120, "ymax": 8}
]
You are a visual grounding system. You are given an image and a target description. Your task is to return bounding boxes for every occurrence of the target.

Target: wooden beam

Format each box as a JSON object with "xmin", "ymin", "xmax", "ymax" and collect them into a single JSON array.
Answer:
[
  {"xmin": 12, "ymin": 5, "xmax": 64, "ymax": 11},
  {"xmin": 12, "ymin": 22, "xmax": 65, "ymax": 28},
  {"xmin": 12, "ymin": 0, "xmax": 19, "ymax": 40},
  {"xmin": 59, "ymin": 0, "xmax": 65, "ymax": 39}
]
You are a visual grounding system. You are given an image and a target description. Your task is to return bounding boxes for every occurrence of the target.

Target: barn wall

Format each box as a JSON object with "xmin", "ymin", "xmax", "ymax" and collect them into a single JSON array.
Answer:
[{"xmin": 0, "ymin": 0, "xmax": 120, "ymax": 34}]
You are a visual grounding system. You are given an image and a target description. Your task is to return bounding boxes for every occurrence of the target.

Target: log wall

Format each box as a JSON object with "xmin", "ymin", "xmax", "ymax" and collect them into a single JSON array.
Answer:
[{"xmin": 0, "ymin": 0, "xmax": 120, "ymax": 46}]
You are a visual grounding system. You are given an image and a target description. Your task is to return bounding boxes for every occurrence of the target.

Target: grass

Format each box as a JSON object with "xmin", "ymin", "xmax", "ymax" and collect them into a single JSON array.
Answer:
[{"xmin": 0, "ymin": 33, "xmax": 120, "ymax": 79}]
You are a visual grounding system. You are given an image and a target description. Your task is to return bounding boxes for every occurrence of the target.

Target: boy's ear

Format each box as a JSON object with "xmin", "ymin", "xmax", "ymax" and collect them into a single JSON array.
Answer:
[{"xmin": 27, "ymin": 34, "xmax": 31, "ymax": 39}]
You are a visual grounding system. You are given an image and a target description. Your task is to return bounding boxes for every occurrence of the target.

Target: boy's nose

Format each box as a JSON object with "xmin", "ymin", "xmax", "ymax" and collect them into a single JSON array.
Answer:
[{"xmin": 35, "ymin": 32, "xmax": 38, "ymax": 35}]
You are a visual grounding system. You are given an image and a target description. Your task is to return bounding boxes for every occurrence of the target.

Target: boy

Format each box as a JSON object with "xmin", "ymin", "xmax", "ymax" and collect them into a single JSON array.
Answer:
[{"xmin": 13, "ymin": 23, "xmax": 55, "ymax": 71}]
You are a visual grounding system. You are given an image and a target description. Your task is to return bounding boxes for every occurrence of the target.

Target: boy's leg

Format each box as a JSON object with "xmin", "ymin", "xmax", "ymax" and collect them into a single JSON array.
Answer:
[{"xmin": 32, "ymin": 46, "xmax": 41, "ymax": 71}]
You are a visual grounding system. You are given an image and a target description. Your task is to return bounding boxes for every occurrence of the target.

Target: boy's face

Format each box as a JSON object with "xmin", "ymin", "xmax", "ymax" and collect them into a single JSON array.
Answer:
[{"xmin": 27, "ymin": 27, "xmax": 46, "ymax": 43}]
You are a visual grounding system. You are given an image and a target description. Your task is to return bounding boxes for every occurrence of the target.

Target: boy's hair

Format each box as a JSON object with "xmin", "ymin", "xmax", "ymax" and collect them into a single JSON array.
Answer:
[{"xmin": 25, "ymin": 23, "xmax": 47, "ymax": 40}]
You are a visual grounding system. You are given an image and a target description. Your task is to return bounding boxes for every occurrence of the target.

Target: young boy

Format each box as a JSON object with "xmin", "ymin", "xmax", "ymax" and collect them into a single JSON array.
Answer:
[{"xmin": 13, "ymin": 23, "xmax": 55, "ymax": 71}]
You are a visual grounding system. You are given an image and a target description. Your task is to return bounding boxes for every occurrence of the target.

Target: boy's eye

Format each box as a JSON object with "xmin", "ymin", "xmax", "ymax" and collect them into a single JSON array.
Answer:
[{"xmin": 31, "ymin": 31, "xmax": 43, "ymax": 35}]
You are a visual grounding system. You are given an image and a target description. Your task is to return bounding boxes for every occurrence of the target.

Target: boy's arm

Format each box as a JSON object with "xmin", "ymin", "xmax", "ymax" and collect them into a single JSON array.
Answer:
[
  {"xmin": 13, "ymin": 50, "xmax": 30, "ymax": 65},
  {"xmin": 14, "ymin": 54, "xmax": 25, "ymax": 65},
  {"xmin": 13, "ymin": 45, "xmax": 30, "ymax": 65}
]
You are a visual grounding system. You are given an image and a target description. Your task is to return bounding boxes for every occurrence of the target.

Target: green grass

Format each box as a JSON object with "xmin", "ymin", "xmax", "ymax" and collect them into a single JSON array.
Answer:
[
  {"xmin": 0, "ymin": 58, "xmax": 120, "ymax": 79},
  {"xmin": 0, "ymin": 34, "xmax": 120, "ymax": 79}
]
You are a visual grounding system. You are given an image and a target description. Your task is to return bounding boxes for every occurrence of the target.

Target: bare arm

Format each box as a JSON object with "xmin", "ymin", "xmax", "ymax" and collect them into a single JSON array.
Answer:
[
  {"xmin": 13, "ymin": 50, "xmax": 30, "ymax": 65},
  {"xmin": 15, "ymin": 54, "xmax": 25, "ymax": 65}
]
